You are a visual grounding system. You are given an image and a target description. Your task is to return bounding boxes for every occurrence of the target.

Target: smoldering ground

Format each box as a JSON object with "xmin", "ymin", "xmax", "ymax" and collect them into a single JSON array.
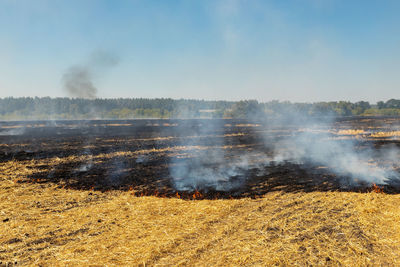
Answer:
[
  {"xmin": 1, "ymin": 102, "xmax": 398, "ymax": 194},
  {"xmin": 2, "ymin": 117, "xmax": 400, "ymax": 197},
  {"xmin": 168, "ymin": 109, "xmax": 400, "ymax": 192},
  {"xmin": 0, "ymin": 127, "xmax": 25, "ymax": 136},
  {"xmin": 271, "ymin": 125, "xmax": 399, "ymax": 186},
  {"xmin": 168, "ymin": 117, "xmax": 270, "ymax": 191}
]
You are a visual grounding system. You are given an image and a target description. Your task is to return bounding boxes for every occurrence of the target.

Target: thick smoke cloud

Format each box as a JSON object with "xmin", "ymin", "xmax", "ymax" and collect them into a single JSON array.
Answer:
[{"xmin": 62, "ymin": 51, "xmax": 119, "ymax": 99}]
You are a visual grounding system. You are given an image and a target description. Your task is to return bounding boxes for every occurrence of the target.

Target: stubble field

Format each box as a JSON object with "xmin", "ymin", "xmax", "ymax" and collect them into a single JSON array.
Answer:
[{"xmin": 1, "ymin": 117, "xmax": 400, "ymax": 266}]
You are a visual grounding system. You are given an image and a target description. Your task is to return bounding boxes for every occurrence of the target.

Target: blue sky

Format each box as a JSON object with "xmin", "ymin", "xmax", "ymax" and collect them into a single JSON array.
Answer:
[{"xmin": 0, "ymin": 0, "xmax": 399, "ymax": 102}]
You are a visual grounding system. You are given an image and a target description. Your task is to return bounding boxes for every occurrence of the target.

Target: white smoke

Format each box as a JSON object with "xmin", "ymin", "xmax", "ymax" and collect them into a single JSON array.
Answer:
[
  {"xmin": 0, "ymin": 127, "xmax": 25, "ymax": 136},
  {"xmin": 171, "ymin": 149, "xmax": 261, "ymax": 191},
  {"xmin": 169, "ymin": 112, "xmax": 400, "ymax": 192},
  {"xmin": 272, "ymin": 127, "xmax": 398, "ymax": 185}
]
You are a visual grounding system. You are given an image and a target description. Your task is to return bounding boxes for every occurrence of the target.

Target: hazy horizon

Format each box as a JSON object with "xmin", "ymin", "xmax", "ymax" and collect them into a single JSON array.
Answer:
[
  {"xmin": 0, "ymin": 95, "xmax": 390, "ymax": 105},
  {"xmin": 1, "ymin": 0, "xmax": 399, "ymax": 103}
]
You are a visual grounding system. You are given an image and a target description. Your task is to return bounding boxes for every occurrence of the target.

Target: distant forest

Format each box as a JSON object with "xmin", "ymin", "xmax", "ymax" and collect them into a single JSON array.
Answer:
[{"xmin": 1, "ymin": 97, "xmax": 400, "ymax": 120}]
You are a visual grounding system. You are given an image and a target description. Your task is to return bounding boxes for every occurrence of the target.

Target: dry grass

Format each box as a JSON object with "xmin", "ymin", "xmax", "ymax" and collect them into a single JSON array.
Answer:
[
  {"xmin": 337, "ymin": 129, "xmax": 367, "ymax": 135},
  {"xmin": 1, "ymin": 157, "xmax": 400, "ymax": 266},
  {"xmin": 370, "ymin": 131, "xmax": 400, "ymax": 138},
  {"xmin": 336, "ymin": 129, "xmax": 400, "ymax": 139}
]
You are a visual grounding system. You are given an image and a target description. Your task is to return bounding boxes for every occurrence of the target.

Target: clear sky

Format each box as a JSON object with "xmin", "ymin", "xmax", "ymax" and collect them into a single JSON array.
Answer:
[{"xmin": 0, "ymin": 0, "xmax": 399, "ymax": 102}]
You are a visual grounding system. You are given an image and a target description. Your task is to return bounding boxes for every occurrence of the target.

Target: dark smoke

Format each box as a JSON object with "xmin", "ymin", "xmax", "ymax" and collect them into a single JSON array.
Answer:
[
  {"xmin": 62, "ymin": 51, "xmax": 119, "ymax": 99},
  {"xmin": 62, "ymin": 66, "xmax": 97, "ymax": 99}
]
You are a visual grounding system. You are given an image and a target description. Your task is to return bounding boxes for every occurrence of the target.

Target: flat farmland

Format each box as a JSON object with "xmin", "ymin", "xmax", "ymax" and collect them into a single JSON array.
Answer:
[{"xmin": 1, "ymin": 118, "xmax": 400, "ymax": 265}]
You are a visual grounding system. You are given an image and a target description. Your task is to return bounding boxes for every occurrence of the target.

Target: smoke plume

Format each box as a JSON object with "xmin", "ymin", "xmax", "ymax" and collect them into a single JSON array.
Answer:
[
  {"xmin": 62, "ymin": 66, "xmax": 97, "ymax": 99},
  {"xmin": 62, "ymin": 51, "xmax": 119, "ymax": 99}
]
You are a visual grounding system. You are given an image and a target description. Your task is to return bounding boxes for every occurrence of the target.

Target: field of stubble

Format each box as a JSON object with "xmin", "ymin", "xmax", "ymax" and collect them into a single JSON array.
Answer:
[{"xmin": 1, "ymin": 118, "xmax": 400, "ymax": 266}]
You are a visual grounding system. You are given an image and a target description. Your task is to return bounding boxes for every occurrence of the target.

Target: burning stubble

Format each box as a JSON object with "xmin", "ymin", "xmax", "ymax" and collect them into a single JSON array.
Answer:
[
  {"xmin": 168, "ymin": 118, "xmax": 271, "ymax": 192},
  {"xmin": 168, "ymin": 113, "xmax": 400, "ymax": 192},
  {"xmin": 271, "ymin": 127, "xmax": 399, "ymax": 185}
]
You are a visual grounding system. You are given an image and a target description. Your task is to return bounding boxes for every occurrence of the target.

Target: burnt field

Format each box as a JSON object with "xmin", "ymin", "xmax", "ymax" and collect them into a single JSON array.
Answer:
[
  {"xmin": 1, "ymin": 117, "xmax": 400, "ymax": 198},
  {"xmin": 2, "ymin": 117, "xmax": 400, "ymax": 265}
]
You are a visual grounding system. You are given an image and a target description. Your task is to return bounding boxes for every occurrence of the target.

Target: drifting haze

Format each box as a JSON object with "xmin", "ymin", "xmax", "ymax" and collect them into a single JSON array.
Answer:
[{"xmin": 0, "ymin": 0, "xmax": 400, "ymax": 101}]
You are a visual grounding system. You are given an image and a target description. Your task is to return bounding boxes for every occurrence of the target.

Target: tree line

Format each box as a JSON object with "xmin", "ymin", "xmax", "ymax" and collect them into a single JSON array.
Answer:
[{"xmin": 0, "ymin": 97, "xmax": 399, "ymax": 120}]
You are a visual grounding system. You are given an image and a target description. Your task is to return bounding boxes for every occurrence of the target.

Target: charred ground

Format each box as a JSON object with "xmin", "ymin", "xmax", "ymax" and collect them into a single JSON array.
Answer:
[{"xmin": 1, "ymin": 117, "xmax": 400, "ymax": 198}]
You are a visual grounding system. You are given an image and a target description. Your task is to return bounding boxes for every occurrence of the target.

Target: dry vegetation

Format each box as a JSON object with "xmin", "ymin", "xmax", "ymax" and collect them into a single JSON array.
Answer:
[
  {"xmin": 335, "ymin": 129, "xmax": 400, "ymax": 140},
  {"xmin": 370, "ymin": 131, "xmax": 400, "ymax": 138},
  {"xmin": 1, "ymin": 155, "xmax": 400, "ymax": 266}
]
